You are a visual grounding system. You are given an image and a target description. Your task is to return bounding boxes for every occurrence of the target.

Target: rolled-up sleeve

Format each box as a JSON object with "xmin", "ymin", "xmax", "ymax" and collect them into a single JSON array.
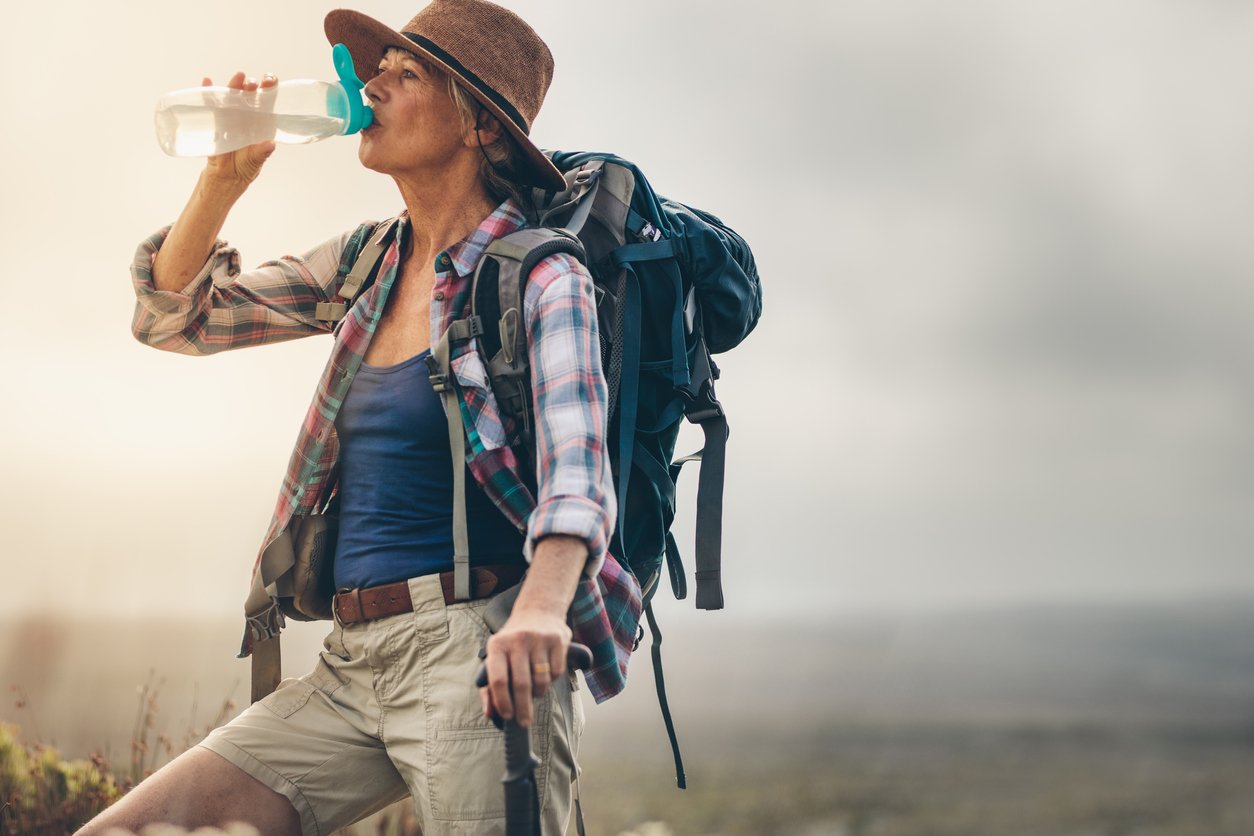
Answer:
[
  {"xmin": 130, "ymin": 224, "xmax": 363, "ymax": 355},
  {"xmin": 521, "ymin": 253, "xmax": 616, "ymax": 578}
]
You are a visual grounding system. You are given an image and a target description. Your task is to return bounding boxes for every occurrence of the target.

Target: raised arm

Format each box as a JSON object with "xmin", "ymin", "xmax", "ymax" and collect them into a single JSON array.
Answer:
[
  {"xmin": 133, "ymin": 72, "xmax": 376, "ymax": 356},
  {"xmin": 153, "ymin": 72, "xmax": 277, "ymax": 293}
]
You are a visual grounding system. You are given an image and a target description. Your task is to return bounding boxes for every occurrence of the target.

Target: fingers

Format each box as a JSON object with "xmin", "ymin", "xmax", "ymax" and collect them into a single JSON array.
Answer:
[
  {"xmin": 549, "ymin": 644, "xmax": 566, "ymax": 692},
  {"xmin": 216, "ymin": 71, "xmax": 276, "ymax": 91},
  {"xmin": 508, "ymin": 646, "xmax": 534, "ymax": 727},
  {"xmin": 483, "ymin": 637, "xmax": 572, "ymax": 728},
  {"xmin": 480, "ymin": 683, "xmax": 496, "ymax": 722},
  {"xmin": 530, "ymin": 652, "xmax": 553, "ymax": 699},
  {"xmin": 484, "ymin": 637, "xmax": 514, "ymax": 723}
]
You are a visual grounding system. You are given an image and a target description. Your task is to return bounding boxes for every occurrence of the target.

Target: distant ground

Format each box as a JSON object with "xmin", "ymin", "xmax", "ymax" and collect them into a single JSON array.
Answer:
[{"xmin": 4, "ymin": 598, "xmax": 1254, "ymax": 834}]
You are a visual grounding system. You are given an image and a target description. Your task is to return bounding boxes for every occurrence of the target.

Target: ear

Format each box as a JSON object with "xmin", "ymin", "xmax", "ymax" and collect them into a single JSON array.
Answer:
[{"xmin": 466, "ymin": 107, "xmax": 504, "ymax": 148}]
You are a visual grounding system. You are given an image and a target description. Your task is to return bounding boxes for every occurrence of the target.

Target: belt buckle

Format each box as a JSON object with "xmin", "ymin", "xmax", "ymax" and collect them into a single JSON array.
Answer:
[{"xmin": 334, "ymin": 587, "xmax": 362, "ymax": 624}]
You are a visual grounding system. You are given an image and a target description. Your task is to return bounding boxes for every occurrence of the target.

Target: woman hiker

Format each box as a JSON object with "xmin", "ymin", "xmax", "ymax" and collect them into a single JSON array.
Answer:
[{"xmin": 79, "ymin": 2, "xmax": 639, "ymax": 833}]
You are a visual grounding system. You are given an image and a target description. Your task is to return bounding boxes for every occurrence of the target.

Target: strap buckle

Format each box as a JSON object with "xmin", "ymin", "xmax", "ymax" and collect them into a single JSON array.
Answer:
[
  {"xmin": 239, "ymin": 603, "xmax": 285, "ymax": 656},
  {"xmin": 447, "ymin": 316, "xmax": 485, "ymax": 344},
  {"xmin": 423, "ymin": 354, "xmax": 453, "ymax": 393},
  {"xmin": 315, "ymin": 301, "xmax": 349, "ymax": 322},
  {"xmin": 573, "ymin": 164, "xmax": 601, "ymax": 189},
  {"xmin": 679, "ymin": 379, "xmax": 725, "ymax": 424}
]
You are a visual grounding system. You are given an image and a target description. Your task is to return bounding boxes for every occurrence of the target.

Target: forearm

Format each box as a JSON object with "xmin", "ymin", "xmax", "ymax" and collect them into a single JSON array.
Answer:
[
  {"xmin": 152, "ymin": 172, "xmax": 246, "ymax": 292},
  {"xmin": 514, "ymin": 534, "xmax": 586, "ymax": 618},
  {"xmin": 523, "ymin": 256, "xmax": 616, "ymax": 575}
]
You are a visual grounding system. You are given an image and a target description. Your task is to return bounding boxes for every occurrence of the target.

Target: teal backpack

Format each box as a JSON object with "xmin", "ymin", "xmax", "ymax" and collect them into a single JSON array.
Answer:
[{"xmin": 333, "ymin": 151, "xmax": 762, "ymax": 786}]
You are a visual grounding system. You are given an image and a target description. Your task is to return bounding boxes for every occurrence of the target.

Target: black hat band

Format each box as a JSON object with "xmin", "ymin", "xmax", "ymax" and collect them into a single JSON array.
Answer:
[{"xmin": 403, "ymin": 33, "xmax": 530, "ymax": 135}]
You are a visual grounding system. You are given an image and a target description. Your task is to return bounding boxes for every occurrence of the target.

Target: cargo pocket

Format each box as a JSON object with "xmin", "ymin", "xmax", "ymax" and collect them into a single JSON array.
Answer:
[
  {"xmin": 427, "ymin": 723, "xmax": 507, "ymax": 821},
  {"xmin": 260, "ymin": 679, "xmax": 317, "ymax": 720},
  {"xmin": 260, "ymin": 657, "xmax": 345, "ymax": 719}
]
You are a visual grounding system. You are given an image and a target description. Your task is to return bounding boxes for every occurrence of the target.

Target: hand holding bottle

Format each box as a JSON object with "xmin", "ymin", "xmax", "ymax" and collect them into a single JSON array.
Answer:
[
  {"xmin": 154, "ymin": 45, "xmax": 372, "ymax": 170},
  {"xmin": 148, "ymin": 46, "xmax": 373, "ymax": 292},
  {"xmin": 200, "ymin": 71, "xmax": 279, "ymax": 192}
]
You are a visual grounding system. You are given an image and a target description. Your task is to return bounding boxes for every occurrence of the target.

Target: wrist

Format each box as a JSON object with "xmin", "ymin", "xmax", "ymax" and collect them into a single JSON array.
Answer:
[
  {"xmin": 515, "ymin": 535, "xmax": 586, "ymax": 617},
  {"xmin": 196, "ymin": 170, "xmax": 248, "ymax": 208}
]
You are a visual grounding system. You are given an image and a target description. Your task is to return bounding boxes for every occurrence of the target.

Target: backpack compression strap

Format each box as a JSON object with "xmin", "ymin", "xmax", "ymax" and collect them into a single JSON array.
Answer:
[{"xmin": 678, "ymin": 343, "xmax": 729, "ymax": 611}]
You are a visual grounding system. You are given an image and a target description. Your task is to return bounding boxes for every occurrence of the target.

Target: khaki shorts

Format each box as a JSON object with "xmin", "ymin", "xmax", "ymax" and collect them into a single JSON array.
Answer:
[{"xmin": 201, "ymin": 574, "xmax": 585, "ymax": 836}]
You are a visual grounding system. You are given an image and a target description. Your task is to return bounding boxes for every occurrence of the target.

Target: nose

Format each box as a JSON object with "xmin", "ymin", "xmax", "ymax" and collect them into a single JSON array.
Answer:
[{"xmin": 364, "ymin": 73, "xmax": 386, "ymax": 104}]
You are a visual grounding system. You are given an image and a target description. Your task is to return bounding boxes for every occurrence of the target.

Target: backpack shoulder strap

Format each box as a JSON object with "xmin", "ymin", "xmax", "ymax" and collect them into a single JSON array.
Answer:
[
  {"xmin": 314, "ymin": 217, "xmax": 399, "ymax": 323},
  {"xmin": 471, "ymin": 227, "xmax": 587, "ymax": 451},
  {"xmin": 243, "ymin": 217, "xmax": 398, "ymax": 703},
  {"xmin": 427, "ymin": 226, "xmax": 586, "ymax": 602}
]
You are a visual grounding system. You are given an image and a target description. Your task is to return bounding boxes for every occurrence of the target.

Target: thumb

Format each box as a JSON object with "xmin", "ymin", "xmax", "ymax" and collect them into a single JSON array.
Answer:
[
  {"xmin": 239, "ymin": 140, "xmax": 277, "ymax": 178},
  {"xmin": 252, "ymin": 139, "xmax": 277, "ymax": 164}
]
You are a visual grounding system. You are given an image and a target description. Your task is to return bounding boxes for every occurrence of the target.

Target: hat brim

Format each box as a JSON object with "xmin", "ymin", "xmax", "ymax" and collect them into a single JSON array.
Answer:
[{"xmin": 325, "ymin": 9, "xmax": 566, "ymax": 192}]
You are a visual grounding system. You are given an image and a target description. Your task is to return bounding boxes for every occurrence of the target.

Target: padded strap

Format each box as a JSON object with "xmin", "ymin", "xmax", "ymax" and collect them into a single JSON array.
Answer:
[
  {"xmin": 430, "ymin": 327, "xmax": 471, "ymax": 601},
  {"xmin": 564, "ymin": 165, "xmax": 600, "ymax": 237},
  {"xmin": 612, "ymin": 267, "xmax": 643, "ymax": 561},
  {"xmin": 316, "ymin": 219, "xmax": 397, "ymax": 322}
]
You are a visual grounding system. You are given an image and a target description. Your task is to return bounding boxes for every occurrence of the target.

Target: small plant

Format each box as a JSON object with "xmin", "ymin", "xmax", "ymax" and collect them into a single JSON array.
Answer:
[
  {"xmin": 0, "ymin": 721, "xmax": 121, "ymax": 833},
  {"xmin": 2, "ymin": 675, "xmax": 242, "ymax": 833}
]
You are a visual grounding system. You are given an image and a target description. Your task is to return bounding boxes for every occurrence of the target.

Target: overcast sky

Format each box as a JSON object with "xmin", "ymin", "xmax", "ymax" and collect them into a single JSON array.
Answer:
[{"xmin": 1, "ymin": 0, "xmax": 1252, "ymax": 622}]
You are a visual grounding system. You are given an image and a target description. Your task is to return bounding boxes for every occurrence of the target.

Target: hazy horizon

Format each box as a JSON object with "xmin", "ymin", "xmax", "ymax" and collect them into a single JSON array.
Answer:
[{"xmin": 3, "ymin": 0, "xmax": 1253, "ymax": 622}]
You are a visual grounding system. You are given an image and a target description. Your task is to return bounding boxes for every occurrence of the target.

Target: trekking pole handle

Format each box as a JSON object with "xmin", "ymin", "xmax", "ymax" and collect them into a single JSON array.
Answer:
[
  {"xmin": 475, "ymin": 642, "xmax": 593, "ymax": 689},
  {"xmin": 474, "ymin": 643, "xmax": 591, "ymax": 836}
]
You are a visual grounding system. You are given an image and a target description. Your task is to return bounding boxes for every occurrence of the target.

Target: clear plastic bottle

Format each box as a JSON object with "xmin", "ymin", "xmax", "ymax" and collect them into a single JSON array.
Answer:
[{"xmin": 154, "ymin": 44, "xmax": 372, "ymax": 157}]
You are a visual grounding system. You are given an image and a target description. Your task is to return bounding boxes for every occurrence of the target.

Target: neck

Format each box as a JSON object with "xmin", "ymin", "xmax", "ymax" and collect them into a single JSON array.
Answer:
[{"xmin": 393, "ymin": 156, "xmax": 498, "ymax": 269}]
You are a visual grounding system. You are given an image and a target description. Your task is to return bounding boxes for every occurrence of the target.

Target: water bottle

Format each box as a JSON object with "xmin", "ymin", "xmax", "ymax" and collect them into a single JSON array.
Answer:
[{"xmin": 154, "ymin": 44, "xmax": 373, "ymax": 157}]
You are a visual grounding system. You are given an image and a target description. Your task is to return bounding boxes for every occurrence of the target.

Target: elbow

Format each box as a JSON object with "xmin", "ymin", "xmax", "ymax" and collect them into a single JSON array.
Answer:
[
  {"xmin": 130, "ymin": 309, "xmax": 210, "ymax": 356},
  {"xmin": 130, "ymin": 309, "xmax": 155, "ymax": 347}
]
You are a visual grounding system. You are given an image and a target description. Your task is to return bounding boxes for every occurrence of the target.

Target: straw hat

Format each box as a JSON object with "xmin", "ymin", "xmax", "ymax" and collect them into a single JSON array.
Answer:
[{"xmin": 325, "ymin": 1, "xmax": 566, "ymax": 191}]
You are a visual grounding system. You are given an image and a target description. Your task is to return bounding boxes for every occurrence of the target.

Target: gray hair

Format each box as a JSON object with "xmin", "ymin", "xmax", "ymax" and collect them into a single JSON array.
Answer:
[{"xmin": 445, "ymin": 74, "xmax": 527, "ymax": 205}]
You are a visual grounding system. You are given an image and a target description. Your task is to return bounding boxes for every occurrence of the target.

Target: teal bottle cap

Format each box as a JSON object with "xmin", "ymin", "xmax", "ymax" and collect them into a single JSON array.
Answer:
[{"xmin": 331, "ymin": 43, "xmax": 373, "ymax": 134}]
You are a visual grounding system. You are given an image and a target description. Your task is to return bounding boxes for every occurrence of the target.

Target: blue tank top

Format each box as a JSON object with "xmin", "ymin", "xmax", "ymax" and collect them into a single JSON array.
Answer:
[{"xmin": 332, "ymin": 349, "xmax": 525, "ymax": 590}]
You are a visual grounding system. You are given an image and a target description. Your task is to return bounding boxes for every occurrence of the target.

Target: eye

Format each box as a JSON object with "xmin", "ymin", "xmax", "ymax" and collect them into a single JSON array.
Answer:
[{"xmin": 403, "ymin": 69, "xmax": 418, "ymax": 79}]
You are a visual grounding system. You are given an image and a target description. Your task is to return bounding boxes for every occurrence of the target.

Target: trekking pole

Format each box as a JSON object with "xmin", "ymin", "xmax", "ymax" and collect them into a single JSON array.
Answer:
[{"xmin": 477, "ymin": 643, "xmax": 593, "ymax": 836}]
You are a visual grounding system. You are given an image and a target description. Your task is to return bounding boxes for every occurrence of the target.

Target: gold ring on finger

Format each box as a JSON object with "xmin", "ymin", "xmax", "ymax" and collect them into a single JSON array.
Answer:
[{"xmin": 532, "ymin": 661, "xmax": 551, "ymax": 675}]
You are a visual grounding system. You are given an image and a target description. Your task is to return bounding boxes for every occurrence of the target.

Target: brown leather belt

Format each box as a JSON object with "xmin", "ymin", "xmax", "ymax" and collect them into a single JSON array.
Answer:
[{"xmin": 333, "ymin": 563, "xmax": 526, "ymax": 626}]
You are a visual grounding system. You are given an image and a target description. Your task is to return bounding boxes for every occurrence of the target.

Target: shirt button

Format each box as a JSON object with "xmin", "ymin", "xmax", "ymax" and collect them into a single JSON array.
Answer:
[
  {"xmin": 436, "ymin": 254, "xmax": 452, "ymax": 270},
  {"xmin": 433, "ymin": 291, "xmax": 445, "ymax": 301}
]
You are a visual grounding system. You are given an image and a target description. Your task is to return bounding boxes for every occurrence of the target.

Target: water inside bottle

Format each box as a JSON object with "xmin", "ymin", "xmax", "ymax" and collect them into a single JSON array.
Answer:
[{"xmin": 155, "ymin": 105, "xmax": 346, "ymax": 157}]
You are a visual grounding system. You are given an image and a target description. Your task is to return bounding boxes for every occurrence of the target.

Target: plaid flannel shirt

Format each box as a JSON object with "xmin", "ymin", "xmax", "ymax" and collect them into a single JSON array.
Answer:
[{"xmin": 130, "ymin": 199, "xmax": 642, "ymax": 702}]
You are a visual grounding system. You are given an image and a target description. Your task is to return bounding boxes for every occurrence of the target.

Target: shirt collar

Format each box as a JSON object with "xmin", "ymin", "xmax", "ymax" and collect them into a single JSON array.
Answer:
[{"xmin": 397, "ymin": 199, "xmax": 529, "ymax": 279}]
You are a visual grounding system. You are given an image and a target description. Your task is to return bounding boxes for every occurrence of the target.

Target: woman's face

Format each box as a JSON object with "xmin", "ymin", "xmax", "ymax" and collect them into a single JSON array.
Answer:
[{"xmin": 358, "ymin": 48, "xmax": 467, "ymax": 178}]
